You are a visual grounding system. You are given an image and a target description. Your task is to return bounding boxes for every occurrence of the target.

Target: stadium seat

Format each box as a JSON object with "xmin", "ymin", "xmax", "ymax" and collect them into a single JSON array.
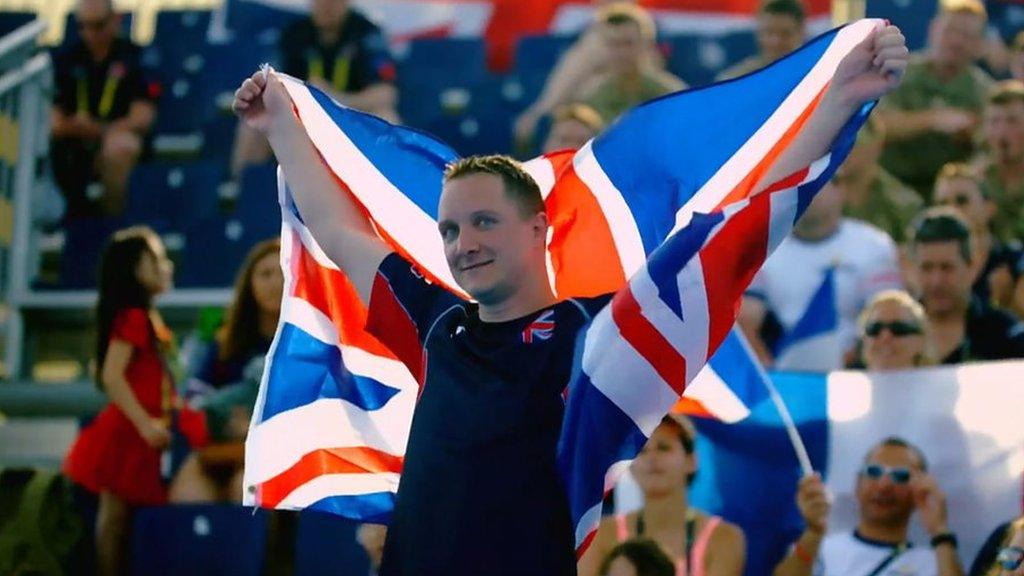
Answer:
[
  {"xmin": 513, "ymin": 34, "xmax": 576, "ymax": 74},
  {"xmin": 0, "ymin": 11, "xmax": 34, "ymax": 37},
  {"xmin": 401, "ymin": 38, "xmax": 487, "ymax": 84},
  {"xmin": 293, "ymin": 510, "xmax": 371, "ymax": 576},
  {"xmin": 154, "ymin": 75, "xmax": 208, "ymax": 137},
  {"xmin": 142, "ymin": 11, "xmax": 211, "ymax": 78},
  {"xmin": 719, "ymin": 30, "xmax": 758, "ymax": 67},
  {"xmin": 425, "ymin": 95, "xmax": 513, "ymax": 157},
  {"xmin": 234, "ymin": 163, "xmax": 282, "ymax": 241},
  {"xmin": 58, "ymin": 217, "xmax": 125, "ymax": 289},
  {"xmin": 201, "ymin": 114, "xmax": 240, "ymax": 170},
  {"xmin": 125, "ymin": 162, "xmax": 224, "ymax": 232},
  {"xmin": 199, "ymin": 38, "xmax": 275, "ymax": 118},
  {"xmin": 226, "ymin": 0, "xmax": 302, "ymax": 45},
  {"xmin": 178, "ymin": 214, "xmax": 275, "ymax": 287},
  {"xmin": 664, "ymin": 33, "xmax": 732, "ymax": 87},
  {"xmin": 129, "ymin": 505, "xmax": 268, "ymax": 576},
  {"xmin": 865, "ymin": 0, "xmax": 936, "ymax": 51}
]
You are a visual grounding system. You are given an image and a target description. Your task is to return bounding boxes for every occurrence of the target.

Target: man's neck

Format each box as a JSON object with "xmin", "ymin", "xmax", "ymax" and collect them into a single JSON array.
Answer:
[
  {"xmin": 89, "ymin": 42, "xmax": 113, "ymax": 64},
  {"xmin": 317, "ymin": 11, "xmax": 348, "ymax": 46},
  {"xmin": 477, "ymin": 285, "xmax": 557, "ymax": 323},
  {"xmin": 843, "ymin": 166, "xmax": 880, "ymax": 209},
  {"xmin": 641, "ymin": 489, "xmax": 688, "ymax": 532},
  {"xmin": 856, "ymin": 521, "xmax": 909, "ymax": 546},
  {"xmin": 793, "ymin": 218, "xmax": 841, "ymax": 242},
  {"xmin": 927, "ymin": 55, "xmax": 965, "ymax": 82},
  {"xmin": 929, "ymin": 302, "xmax": 970, "ymax": 326}
]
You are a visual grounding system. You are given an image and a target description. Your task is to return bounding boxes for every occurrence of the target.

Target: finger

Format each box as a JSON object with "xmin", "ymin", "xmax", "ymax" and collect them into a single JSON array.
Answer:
[
  {"xmin": 876, "ymin": 45, "xmax": 910, "ymax": 63},
  {"xmin": 882, "ymin": 60, "xmax": 908, "ymax": 82},
  {"xmin": 252, "ymin": 68, "xmax": 268, "ymax": 89}
]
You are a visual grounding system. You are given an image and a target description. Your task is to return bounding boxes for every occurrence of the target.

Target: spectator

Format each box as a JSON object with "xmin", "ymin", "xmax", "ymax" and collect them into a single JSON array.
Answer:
[
  {"xmin": 717, "ymin": 0, "xmax": 806, "ymax": 81},
  {"xmin": 931, "ymin": 163, "xmax": 1020, "ymax": 308},
  {"xmin": 169, "ymin": 239, "xmax": 282, "ymax": 503},
  {"xmin": 857, "ymin": 290, "xmax": 932, "ymax": 371},
  {"xmin": 579, "ymin": 415, "xmax": 746, "ymax": 576},
  {"xmin": 600, "ymin": 539, "xmax": 677, "ymax": 576},
  {"xmin": 976, "ymin": 81, "xmax": 1024, "ymax": 243},
  {"xmin": 839, "ymin": 115, "xmax": 923, "ymax": 245},
  {"xmin": 357, "ymin": 523, "xmax": 387, "ymax": 575},
  {"xmin": 1009, "ymin": 32, "xmax": 1024, "ymax": 83},
  {"xmin": 907, "ymin": 207, "xmax": 1024, "ymax": 363},
  {"xmin": 231, "ymin": 0, "xmax": 397, "ymax": 178},
  {"xmin": 576, "ymin": 3, "xmax": 686, "ymax": 126},
  {"xmin": 513, "ymin": 0, "xmax": 661, "ymax": 147},
  {"xmin": 739, "ymin": 179, "xmax": 902, "ymax": 371},
  {"xmin": 50, "ymin": 0, "xmax": 159, "ymax": 219},
  {"xmin": 877, "ymin": 0, "xmax": 993, "ymax": 198},
  {"xmin": 773, "ymin": 438, "xmax": 964, "ymax": 576},
  {"xmin": 62, "ymin": 226, "xmax": 205, "ymax": 576},
  {"xmin": 970, "ymin": 517, "xmax": 1024, "ymax": 576},
  {"xmin": 542, "ymin": 103, "xmax": 605, "ymax": 153}
]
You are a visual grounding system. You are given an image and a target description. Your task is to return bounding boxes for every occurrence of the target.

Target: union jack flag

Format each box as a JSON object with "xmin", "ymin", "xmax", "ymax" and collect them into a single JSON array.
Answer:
[
  {"xmin": 522, "ymin": 309, "xmax": 556, "ymax": 343},
  {"xmin": 244, "ymin": 19, "xmax": 878, "ymax": 551}
]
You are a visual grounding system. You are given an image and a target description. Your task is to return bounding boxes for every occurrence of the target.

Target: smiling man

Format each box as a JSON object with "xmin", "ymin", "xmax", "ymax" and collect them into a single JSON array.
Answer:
[
  {"xmin": 773, "ymin": 438, "xmax": 964, "ymax": 576},
  {"xmin": 233, "ymin": 21, "xmax": 910, "ymax": 575}
]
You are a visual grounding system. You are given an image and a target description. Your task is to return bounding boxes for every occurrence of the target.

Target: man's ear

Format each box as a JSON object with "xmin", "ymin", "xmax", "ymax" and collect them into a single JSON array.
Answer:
[{"xmin": 532, "ymin": 211, "xmax": 549, "ymax": 245}]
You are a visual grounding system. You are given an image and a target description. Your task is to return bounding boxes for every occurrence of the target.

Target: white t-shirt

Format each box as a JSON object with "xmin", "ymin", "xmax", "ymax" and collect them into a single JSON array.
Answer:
[
  {"xmin": 747, "ymin": 219, "xmax": 901, "ymax": 372},
  {"xmin": 816, "ymin": 532, "xmax": 938, "ymax": 576}
]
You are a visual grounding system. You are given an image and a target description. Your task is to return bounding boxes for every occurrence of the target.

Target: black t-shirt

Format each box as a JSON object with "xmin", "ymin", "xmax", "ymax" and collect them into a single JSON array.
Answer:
[
  {"xmin": 52, "ymin": 37, "xmax": 159, "ymax": 123},
  {"xmin": 278, "ymin": 10, "xmax": 395, "ymax": 94},
  {"xmin": 365, "ymin": 253, "xmax": 611, "ymax": 576},
  {"xmin": 941, "ymin": 297, "xmax": 1024, "ymax": 364},
  {"xmin": 972, "ymin": 242, "xmax": 1022, "ymax": 305}
]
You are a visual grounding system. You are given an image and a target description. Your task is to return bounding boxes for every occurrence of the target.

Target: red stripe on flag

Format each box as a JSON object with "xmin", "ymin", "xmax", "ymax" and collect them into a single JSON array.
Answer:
[
  {"xmin": 611, "ymin": 286, "xmax": 687, "ymax": 395},
  {"xmin": 256, "ymin": 446, "xmax": 404, "ymax": 508},
  {"xmin": 576, "ymin": 527, "xmax": 599, "ymax": 561},
  {"xmin": 546, "ymin": 162, "xmax": 628, "ymax": 298},
  {"xmin": 366, "ymin": 272, "xmax": 427, "ymax": 385},
  {"xmin": 671, "ymin": 396, "xmax": 714, "ymax": 419}
]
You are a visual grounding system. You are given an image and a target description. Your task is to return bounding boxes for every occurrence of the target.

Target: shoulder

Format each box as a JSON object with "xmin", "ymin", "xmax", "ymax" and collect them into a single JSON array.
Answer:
[
  {"xmin": 113, "ymin": 38, "xmax": 143, "ymax": 60},
  {"xmin": 564, "ymin": 294, "xmax": 613, "ymax": 321},
  {"xmin": 348, "ymin": 9, "xmax": 383, "ymax": 35},
  {"xmin": 578, "ymin": 71, "xmax": 613, "ymax": 99},
  {"xmin": 978, "ymin": 302, "xmax": 1024, "ymax": 337},
  {"xmin": 841, "ymin": 219, "xmax": 898, "ymax": 253},
  {"xmin": 708, "ymin": 516, "xmax": 745, "ymax": 548},
  {"xmin": 649, "ymin": 69, "xmax": 686, "ymax": 91}
]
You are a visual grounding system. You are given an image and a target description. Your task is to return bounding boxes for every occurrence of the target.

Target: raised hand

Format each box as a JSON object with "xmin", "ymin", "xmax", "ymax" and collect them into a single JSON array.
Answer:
[{"xmin": 830, "ymin": 22, "xmax": 910, "ymax": 111}]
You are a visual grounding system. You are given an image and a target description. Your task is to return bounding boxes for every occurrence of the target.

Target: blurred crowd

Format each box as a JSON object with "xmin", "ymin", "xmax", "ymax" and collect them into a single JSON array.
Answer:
[{"xmin": 16, "ymin": 0, "xmax": 1024, "ymax": 573}]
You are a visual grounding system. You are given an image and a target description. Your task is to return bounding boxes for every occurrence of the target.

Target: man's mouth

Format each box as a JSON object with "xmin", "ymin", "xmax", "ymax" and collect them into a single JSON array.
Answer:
[{"xmin": 460, "ymin": 260, "xmax": 494, "ymax": 272}]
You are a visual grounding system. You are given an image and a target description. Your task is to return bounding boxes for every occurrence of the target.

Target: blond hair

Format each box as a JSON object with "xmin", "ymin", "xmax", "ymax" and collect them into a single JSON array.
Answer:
[
  {"xmin": 940, "ymin": 0, "xmax": 988, "ymax": 22},
  {"xmin": 552, "ymin": 103, "xmax": 605, "ymax": 133},
  {"xmin": 596, "ymin": 1, "xmax": 657, "ymax": 43},
  {"xmin": 858, "ymin": 289, "xmax": 934, "ymax": 366}
]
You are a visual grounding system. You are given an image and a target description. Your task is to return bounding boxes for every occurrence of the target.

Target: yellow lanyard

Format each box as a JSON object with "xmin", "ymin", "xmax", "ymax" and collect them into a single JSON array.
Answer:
[
  {"xmin": 77, "ymin": 66, "xmax": 121, "ymax": 119},
  {"xmin": 308, "ymin": 52, "xmax": 350, "ymax": 93}
]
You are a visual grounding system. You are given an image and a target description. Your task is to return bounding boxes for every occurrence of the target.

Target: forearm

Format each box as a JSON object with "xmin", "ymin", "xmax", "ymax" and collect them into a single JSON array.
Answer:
[
  {"xmin": 935, "ymin": 544, "xmax": 964, "ymax": 576},
  {"xmin": 773, "ymin": 530, "xmax": 823, "ymax": 576},
  {"xmin": 758, "ymin": 90, "xmax": 857, "ymax": 194},
  {"xmin": 103, "ymin": 375, "xmax": 153, "ymax": 429},
  {"xmin": 874, "ymin": 109, "xmax": 934, "ymax": 140}
]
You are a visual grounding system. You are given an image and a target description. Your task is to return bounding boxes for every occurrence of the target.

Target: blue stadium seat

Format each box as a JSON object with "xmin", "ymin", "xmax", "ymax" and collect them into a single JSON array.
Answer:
[
  {"xmin": 155, "ymin": 9, "xmax": 211, "ymax": 43},
  {"xmin": 664, "ymin": 33, "xmax": 733, "ymax": 87},
  {"xmin": 234, "ymin": 163, "xmax": 282, "ymax": 240},
  {"xmin": 0, "ymin": 11, "xmax": 34, "ymax": 37},
  {"xmin": 513, "ymin": 34, "xmax": 576, "ymax": 73},
  {"xmin": 58, "ymin": 217, "xmax": 124, "ymax": 289},
  {"xmin": 866, "ymin": 0, "xmax": 936, "ymax": 51},
  {"xmin": 154, "ymin": 75, "xmax": 208, "ymax": 136},
  {"xmin": 426, "ymin": 96, "xmax": 513, "ymax": 157},
  {"xmin": 226, "ymin": 0, "xmax": 302, "ymax": 44},
  {"xmin": 130, "ymin": 505, "xmax": 268, "ymax": 576},
  {"xmin": 293, "ymin": 511, "xmax": 371, "ymax": 576},
  {"xmin": 719, "ymin": 30, "xmax": 758, "ymax": 67},
  {"xmin": 201, "ymin": 114, "xmax": 240, "ymax": 170},
  {"xmin": 199, "ymin": 38, "xmax": 275, "ymax": 118},
  {"xmin": 141, "ymin": 11, "xmax": 211, "ymax": 77},
  {"xmin": 125, "ymin": 162, "xmax": 223, "ymax": 232},
  {"xmin": 178, "ymin": 214, "xmax": 276, "ymax": 287},
  {"xmin": 401, "ymin": 38, "xmax": 487, "ymax": 83}
]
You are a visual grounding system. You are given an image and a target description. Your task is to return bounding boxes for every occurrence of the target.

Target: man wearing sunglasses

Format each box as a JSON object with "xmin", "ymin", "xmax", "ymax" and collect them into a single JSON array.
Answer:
[
  {"xmin": 50, "ymin": 0, "xmax": 159, "ymax": 219},
  {"xmin": 774, "ymin": 437, "xmax": 964, "ymax": 576},
  {"xmin": 907, "ymin": 207, "xmax": 1024, "ymax": 364}
]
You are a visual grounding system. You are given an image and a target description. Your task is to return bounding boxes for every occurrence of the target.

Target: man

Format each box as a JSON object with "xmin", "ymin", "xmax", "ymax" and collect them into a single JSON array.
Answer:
[
  {"xmin": 976, "ymin": 80, "xmax": 1024, "ymax": 243},
  {"xmin": 932, "ymin": 163, "xmax": 1020, "ymax": 308},
  {"xmin": 773, "ymin": 438, "xmax": 964, "ymax": 576},
  {"xmin": 542, "ymin": 103, "xmax": 605, "ymax": 153},
  {"xmin": 877, "ymin": 0, "xmax": 993, "ymax": 198},
  {"xmin": 50, "ymin": 0, "xmax": 159, "ymax": 218},
  {"xmin": 232, "ymin": 22, "xmax": 909, "ymax": 574},
  {"xmin": 839, "ymin": 115, "xmax": 922, "ymax": 244},
  {"xmin": 577, "ymin": 2, "xmax": 685, "ymax": 125},
  {"xmin": 907, "ymin": 207, "xmax": 1024, "ymax": 363},
  {"xmin": 231, "ymin": 0, "xmax": 397, "ymax": 177},
  {"xmin": 717, "ymin": 0, "xmax": 806, "ymax": 81},
  {"xmin": 739, "ymin": 179, "xmax": 903, "ymax": 371}
]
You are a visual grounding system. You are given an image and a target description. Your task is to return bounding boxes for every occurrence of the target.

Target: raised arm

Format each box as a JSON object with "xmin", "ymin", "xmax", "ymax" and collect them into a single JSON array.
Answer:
[
  {"xmin": 232, "ymin": 69, "xmax": 391, "ymax": 305},
  {"xmin": 758, "ymin": 23, "xmax": 909, "ymax": 193}
]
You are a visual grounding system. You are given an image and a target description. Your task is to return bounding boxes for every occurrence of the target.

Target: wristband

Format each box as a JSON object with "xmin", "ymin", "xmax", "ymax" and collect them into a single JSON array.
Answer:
[{"xmin": 930, "ymin": 532, "xmax": 957, "ymax": 549}]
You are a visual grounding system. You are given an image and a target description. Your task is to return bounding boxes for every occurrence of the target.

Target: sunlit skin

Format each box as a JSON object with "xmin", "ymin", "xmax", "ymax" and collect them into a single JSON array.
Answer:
[
  {"xmin": 544, "ymin": 117, "xmax": 599, "ymax": 153},
  {"xmin": 985, "ymin": 100, "xmax": 1024, "ymax": 168},
  {"xmin": 757, "ymin": 13, "xmax": 804, "ymax": 63},
  {"xmin": 861, "ymin": 300, "xmax": 926, "ymax": 370},
  {"xmin": 631, "ymin": 424, "xmax": 696, "ymax": 498},
  {"xmin": 251, "ymin": 252, "xmax": 284, "ymax": 318},
  {"xmin": 855, "ymin": 445, "xmax": 923, "ymax": 532},
  {"xmin": 933, "ymin": 177, "xmax": 994, "ymax": 232},
  {"xmin": 928, "ymin": 11, "xmax": 985, "ymax": 75},
  {"xmin": 76, "ymin": 0, "xmax": 119, "ymax": 62},
  {"xmin": 135, "ymin": 237, "xmax": 173, "ymax": 295},
  {"xmin": 602, "ymin": 21, "xmax": 646, "ymax": 77},
  {"xmin": 913, "ymin": 241, "xmax": 972, "ymax": 320}
]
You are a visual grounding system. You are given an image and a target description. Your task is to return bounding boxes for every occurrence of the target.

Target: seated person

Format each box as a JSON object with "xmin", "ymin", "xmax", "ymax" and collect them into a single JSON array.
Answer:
[
  {"xmin": 580, "ymin": 415, "xmax": 746, "ymax": 576},
  {"xmin": 856, "ymin": 289, "xmax": 933, "ymax": 371},
  {"xmin": 970, "ymin": 516, "xmax": 1024, "ymax": 576},
  {"xmin": 717, "ymin": 0, "xmax": 806, "ymax": 81},
  {"xmin": 773, "ymin": 437, "xmax": 964, "ymax": 576},
  {"xmin": 542, "ymin": 103, "xmax": 605, "ymax": 153},
  {"xmin": 601, "ymin": 539, "xmax": 677, "ymax": 576},
  {"xmin": 169, "ymin": 239, "xmax": 282, "ymax": 503},
  {"xmin": 50, "ymin": 0, "xmax": 158, "ymax": 219}
]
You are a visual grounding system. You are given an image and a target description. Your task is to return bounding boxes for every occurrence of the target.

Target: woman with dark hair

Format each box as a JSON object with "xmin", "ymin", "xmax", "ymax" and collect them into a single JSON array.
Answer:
[
  {"xmin": 580, "ymin": 414, "xmax": 746, "ymax": 576},
  {"xmin": 601, "ymin": 538, "xmax": 677, "ymax": 576},
  {"xmin": 169, "ymin": 238, "xmax": 282, "ymax": 503},
  {"xmin": 63, "ymin": 225, "xmax": 206, "ymax": 576}
]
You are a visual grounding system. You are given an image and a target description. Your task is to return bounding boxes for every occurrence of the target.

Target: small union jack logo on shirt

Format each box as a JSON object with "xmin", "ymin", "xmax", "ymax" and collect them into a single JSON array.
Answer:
[{"xmin": 522, "ymin": 310, "xmax": 555, "ymax": 344}]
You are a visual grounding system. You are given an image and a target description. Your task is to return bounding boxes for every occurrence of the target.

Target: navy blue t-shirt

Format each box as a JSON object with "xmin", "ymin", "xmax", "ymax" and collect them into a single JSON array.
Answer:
[{"xmin": 365, "ymin": 253, "xmax": 611, "ymax": 576}]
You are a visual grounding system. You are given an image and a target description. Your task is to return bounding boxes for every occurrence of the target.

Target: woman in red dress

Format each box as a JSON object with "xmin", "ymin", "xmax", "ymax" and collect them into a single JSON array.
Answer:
[{"xmin": 63, "ymin": 225, "xmax": 204, "ymax": 576}]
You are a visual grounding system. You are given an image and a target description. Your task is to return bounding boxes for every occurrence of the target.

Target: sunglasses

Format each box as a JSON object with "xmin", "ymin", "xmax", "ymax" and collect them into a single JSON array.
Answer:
[
  {"xmin": 939, "ymin": 194, "xmax": 974, "ymax": 207},
  {"xmin": 864, "ymin": 321, "xmax": 923, "ymax": 337},
  {"xmin": 860, "ymin": 463, "xmax": 912, "ymax": 485},
  {"xmin": 998, "ymin": 546, "xmax": 1024, "ymax": 571}
]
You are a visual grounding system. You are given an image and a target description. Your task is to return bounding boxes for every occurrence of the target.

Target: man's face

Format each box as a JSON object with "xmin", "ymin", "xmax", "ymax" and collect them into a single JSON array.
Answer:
[
  {"xmin": 756, "ymin": 13, "xmax": 804, "ymax": 63},
  {"xmin": 76, "ymin": 0, "xmax": 118, "ymax": 55},
  {"xmin": 543, "ymin": 118, "xmax": 597, "ymax": 153},
  {"xmin": 311, "ymin": 0, "xmax": 349, "ymax": 30},
  {"xmin": 438, "ymin": 173, "xmax": 547, "ymax": 305},
  {"xmin": 855, "ymin": 445, "xmax": 922, "ymax": 530},
  {"xmin": 933, "ymin": 177, "xmax": 993, "ymax": 231},
  {"xmin": 929, "ymin": 11, "xmax": 985, "ymax": 70},
  {"xmin": 912, "ymin": 241, "xmax": 973, "ymax": 317},
  {"xmin": 795, "ymin": 179, "xmax": 843, "ymax": 235},
  {"xmin": 985, "ymin": 101, "xmax": 1024, "ymax": 166},
  {"xmin": 603, "ymin": 21, "xmax": 645, "ymax": 75}
]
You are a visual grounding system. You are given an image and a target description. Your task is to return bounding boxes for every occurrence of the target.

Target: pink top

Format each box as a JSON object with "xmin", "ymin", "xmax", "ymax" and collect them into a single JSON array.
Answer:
[{"xmin": 613, "ymin": 512, "xmax": 722, "ymax": 576}]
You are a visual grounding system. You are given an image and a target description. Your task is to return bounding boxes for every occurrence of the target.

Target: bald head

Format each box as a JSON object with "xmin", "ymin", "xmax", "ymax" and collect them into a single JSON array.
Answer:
[{"xmin": 76, "ymin": 0, "xmax": 119, "ymax": 57}]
